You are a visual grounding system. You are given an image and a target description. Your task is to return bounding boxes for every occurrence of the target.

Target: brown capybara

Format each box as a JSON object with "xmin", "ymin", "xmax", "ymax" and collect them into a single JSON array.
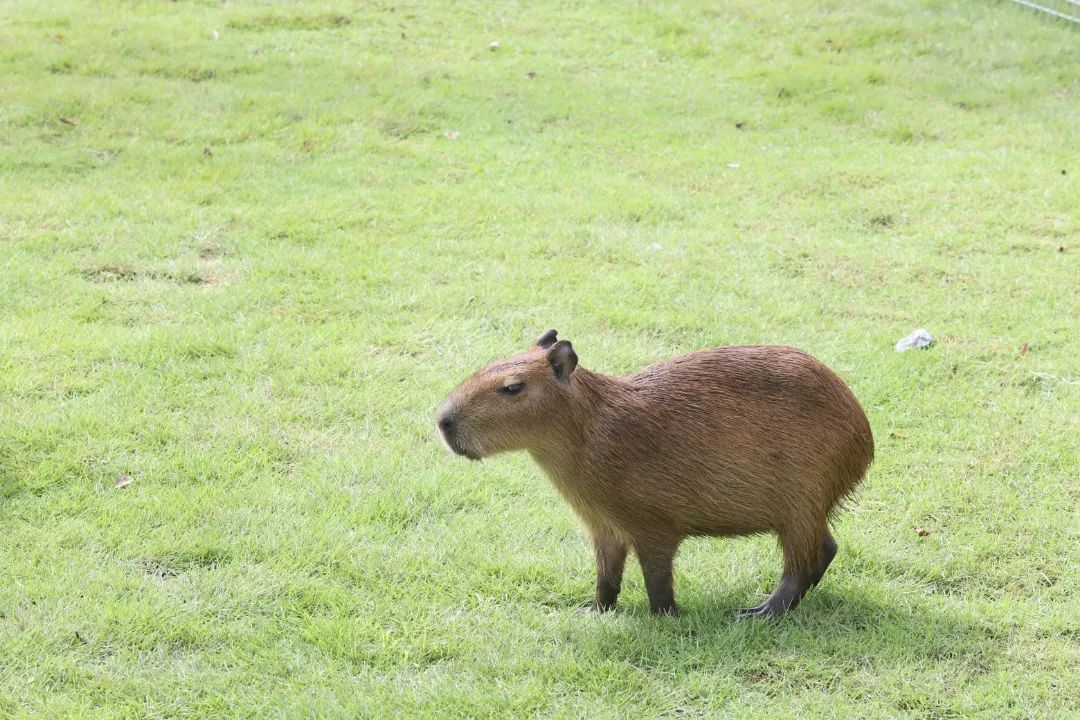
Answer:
[{"xmin": 437, "ymin": 330, "xmax": 874, "ymax": 618}]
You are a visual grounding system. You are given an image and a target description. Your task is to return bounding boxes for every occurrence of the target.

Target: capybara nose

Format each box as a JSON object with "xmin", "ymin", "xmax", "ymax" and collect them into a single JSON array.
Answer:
[{"xmin": 437, "ymin": 409, "xmax": 456, "ymax": 437}]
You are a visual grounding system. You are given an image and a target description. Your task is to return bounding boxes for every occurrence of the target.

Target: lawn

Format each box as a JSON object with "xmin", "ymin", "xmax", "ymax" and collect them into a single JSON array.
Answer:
[{"xmin": 1, "ymin": 0, "xmax": 1078, "ymax": 717}]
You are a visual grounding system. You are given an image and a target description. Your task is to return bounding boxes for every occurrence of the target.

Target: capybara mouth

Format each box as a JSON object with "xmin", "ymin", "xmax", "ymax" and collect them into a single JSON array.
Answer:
[
  {"xmin": 440, "ymin": 429, "xmax": 480, "ymax": 460},
  {"xmin": 454, "ymin": 442, "xmax": 482, "ymax": 461},
  {"xmin": 449, "ymin": 443, "xmax": 482, "ymax": 461}
]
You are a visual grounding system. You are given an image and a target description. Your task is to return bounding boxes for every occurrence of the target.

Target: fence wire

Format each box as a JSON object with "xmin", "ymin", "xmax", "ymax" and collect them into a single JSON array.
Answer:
[{"xmin": 1007, "ymin": 0, "xmax": 1080, "ymax": 24}]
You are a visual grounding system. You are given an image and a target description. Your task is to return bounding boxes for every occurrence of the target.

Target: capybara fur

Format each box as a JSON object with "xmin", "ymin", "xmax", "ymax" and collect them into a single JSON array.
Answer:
[{"xmin": 437, "ymin": 330, "xmax": 874, "ymax": 618}]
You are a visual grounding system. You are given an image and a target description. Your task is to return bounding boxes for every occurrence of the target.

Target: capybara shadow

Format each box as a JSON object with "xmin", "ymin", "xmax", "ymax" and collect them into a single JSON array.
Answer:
[{"xmin": 560, "ymin": 585, "xmax": 1002, "ymax": 688}]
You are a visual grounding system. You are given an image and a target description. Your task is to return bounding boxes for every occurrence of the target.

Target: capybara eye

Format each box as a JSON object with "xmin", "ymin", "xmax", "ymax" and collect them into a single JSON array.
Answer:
[{"xmin": 498, "ymin": 383, "xmax": 524, "ymax": 395}]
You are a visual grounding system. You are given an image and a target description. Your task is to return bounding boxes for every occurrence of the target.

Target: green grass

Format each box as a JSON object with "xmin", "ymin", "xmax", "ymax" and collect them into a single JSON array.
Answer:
[{"xmin": 1, "ymin": 0, "xmax": 1078, "ymax": 717}]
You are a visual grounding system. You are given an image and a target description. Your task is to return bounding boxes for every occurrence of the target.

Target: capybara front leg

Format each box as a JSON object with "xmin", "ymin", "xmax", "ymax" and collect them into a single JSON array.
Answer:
[
  {"xmin": 636, "ymin": 541, "xmax": 678, "ymax": 617},
  {"xmin": 590, "ymin": 533, "xmax": 627, "ymax": 612}
]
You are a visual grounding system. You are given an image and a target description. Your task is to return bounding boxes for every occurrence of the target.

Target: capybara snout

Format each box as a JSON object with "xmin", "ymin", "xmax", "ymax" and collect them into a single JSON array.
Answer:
[{"xmin": 439, "ymin": 330, "xmax": 874, "ymax": 618}]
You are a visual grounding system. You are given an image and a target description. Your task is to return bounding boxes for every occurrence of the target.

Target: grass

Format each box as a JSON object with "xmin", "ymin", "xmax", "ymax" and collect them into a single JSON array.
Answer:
[{"xmin": 1, "ymin": 0, "xmax": 1078, "ymax": 717}]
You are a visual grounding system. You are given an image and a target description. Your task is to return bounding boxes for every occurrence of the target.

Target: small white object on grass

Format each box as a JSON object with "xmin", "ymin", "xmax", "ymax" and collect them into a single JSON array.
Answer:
[{"xmin": 895, "ymin": 328, "xmax": 933, "ymax": 352}]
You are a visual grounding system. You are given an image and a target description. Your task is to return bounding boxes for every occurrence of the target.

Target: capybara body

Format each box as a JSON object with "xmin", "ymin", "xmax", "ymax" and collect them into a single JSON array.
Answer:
[{"xmin": 437, "ymin": 330, "xmax": 874, "ymax": 617}]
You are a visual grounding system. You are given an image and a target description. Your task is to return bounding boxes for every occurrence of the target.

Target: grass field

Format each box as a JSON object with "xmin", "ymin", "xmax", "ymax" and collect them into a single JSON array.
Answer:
[{"xmin": 1, "ymin": 0, "xmax": 1078, "ymax": 717}]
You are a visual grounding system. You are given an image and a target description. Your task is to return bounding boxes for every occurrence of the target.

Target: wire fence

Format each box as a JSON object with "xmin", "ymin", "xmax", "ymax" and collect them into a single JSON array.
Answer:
[{"xmin": 1006, "ymin": 0, "xmax": 1080, "ymax": 24}]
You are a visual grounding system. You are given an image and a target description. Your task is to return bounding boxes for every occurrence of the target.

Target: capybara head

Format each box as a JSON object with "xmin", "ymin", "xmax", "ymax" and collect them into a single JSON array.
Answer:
[{"xmin": 437, "ymin": 330, "xmax": 578, "ymax": 459}]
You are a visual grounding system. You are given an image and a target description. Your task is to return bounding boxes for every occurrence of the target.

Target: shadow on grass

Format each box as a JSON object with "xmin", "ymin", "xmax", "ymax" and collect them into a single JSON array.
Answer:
[{"xmin": 565, "ymin": 585, "xmax": 1001, "ymax": 680}]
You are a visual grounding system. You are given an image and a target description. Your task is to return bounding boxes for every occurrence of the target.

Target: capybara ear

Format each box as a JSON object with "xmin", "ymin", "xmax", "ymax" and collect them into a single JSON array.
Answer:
[
  {"xmin": 535, "ymin": 329, "xmax": 558, "ymax": 348},
  {"xmin": 546, "ymin": 340, "xmax": 577, "ymax": 383}
]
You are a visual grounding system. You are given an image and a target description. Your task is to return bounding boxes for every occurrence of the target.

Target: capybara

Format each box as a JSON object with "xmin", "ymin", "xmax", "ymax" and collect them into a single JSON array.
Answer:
[{"xmin": 437, "ymin": 330, "xmax": 874, "ymax": 617}]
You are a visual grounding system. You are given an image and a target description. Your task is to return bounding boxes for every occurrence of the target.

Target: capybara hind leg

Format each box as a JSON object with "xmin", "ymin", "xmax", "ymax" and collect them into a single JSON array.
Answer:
[
  {"xmin": 590, "ymin": 533, "xmax": 627, "ymax": 612},
  {"xmin": 636, "ymin": 541, "xmax": 678, "ymax": 617},
  {"xmin": 739, "ymin": 528, "xmax": 822, "ymax": 619},
  {"xmin": 806, "ymin": 531, "xmax": 838, "ymax": 589},
  {"xmin": 738, "ymin": 573, "xmax": 807, "ymax": 618}
]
